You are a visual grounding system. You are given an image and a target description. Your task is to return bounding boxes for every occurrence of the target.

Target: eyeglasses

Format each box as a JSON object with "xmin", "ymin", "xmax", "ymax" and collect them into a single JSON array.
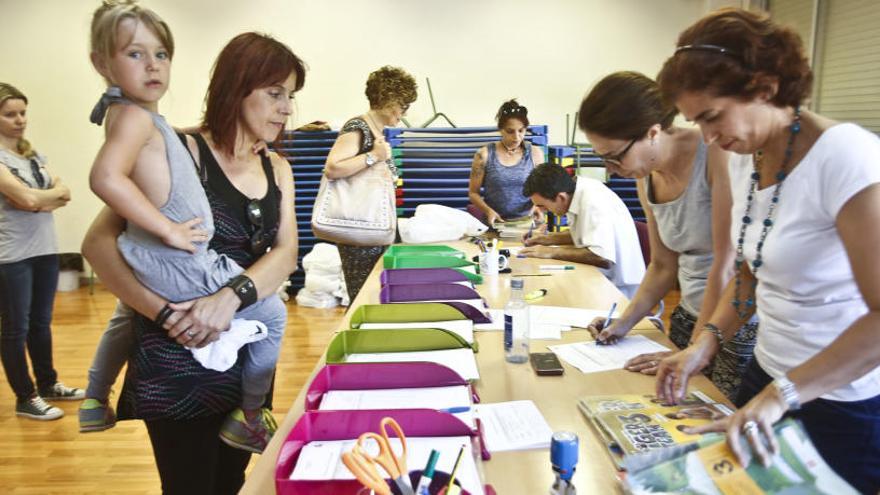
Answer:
[
  {"xmin": 29, "ymin": 158, "xmax": 46, "ymax": 188},
  {"xmin": 246, "ymin": 198, "xmax": 268, "ymax": 255},
  {"xmin": 398, "ymin": 102, "xmax": 410, "ymax": 113},
  {"xmin": 594, "ymin": 138, "xmax": 638, "ymax": 166}
]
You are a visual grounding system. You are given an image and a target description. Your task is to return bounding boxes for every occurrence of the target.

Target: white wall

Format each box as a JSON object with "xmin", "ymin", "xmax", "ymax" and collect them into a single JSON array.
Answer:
[{"xmin": 1, "ymin": 0, "xmax": 717, "ymax": 253}]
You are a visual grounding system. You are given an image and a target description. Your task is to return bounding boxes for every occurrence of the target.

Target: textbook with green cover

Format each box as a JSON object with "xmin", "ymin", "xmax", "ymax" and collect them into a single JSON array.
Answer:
[
  {"xmin": 578, "ymin": 391, "xmax": 733, "ymax": 469},
  {"xmin": 623, "ymin": 419, "xmax": 858, "ymax": 494}
]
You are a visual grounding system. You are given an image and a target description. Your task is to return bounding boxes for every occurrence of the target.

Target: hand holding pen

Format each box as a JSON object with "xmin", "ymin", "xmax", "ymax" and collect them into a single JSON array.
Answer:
[{"xmin": 589, "ymin": 302, "xmax": 622, "ymax": 345}]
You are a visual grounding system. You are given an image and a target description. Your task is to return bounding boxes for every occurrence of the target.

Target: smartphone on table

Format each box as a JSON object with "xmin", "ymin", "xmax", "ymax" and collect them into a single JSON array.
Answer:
[{"xmin": 530, "ymin": 352, "xmax": 564, "ymax": 376}]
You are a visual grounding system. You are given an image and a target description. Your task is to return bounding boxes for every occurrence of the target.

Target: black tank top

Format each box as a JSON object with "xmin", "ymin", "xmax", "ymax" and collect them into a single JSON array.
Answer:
[{"xmin": 191, "ymin": 133, "xmax": 281, "ymax": 269}]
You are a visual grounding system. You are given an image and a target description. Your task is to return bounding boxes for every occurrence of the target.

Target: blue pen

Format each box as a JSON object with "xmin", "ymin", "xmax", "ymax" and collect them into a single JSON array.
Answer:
[
  {"xmin": 416, "ymin": 449, "xmax": 440, "ymax": 495},
  {"xmin": 597, "ymin": 302, "xmax": 618, "ymax": 345},
  {"xmin": 440, "ymin": 406, "xmax": 471, "ymax": 414}
]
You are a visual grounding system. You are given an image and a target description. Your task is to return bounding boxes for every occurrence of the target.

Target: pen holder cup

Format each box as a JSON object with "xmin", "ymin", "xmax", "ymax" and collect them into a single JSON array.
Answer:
[{"xmin": 388, "ymin": 470, "xmax": 468, "ymax": 495}]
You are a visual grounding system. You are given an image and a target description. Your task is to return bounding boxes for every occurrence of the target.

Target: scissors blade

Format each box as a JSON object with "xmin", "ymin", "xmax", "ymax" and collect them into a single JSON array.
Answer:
[{"xmin": 393, "ymin": 476, "xmax": 416, "ymax": 495}]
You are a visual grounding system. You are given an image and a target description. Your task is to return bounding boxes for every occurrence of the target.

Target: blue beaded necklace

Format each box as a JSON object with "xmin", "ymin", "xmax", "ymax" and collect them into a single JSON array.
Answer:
[{"xmin": 732, "ymin": 107, "xmax": 802, "ymax": 319}]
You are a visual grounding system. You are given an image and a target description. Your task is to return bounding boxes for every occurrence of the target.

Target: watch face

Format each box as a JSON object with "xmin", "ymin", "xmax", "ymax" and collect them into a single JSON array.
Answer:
[{"xmin": 365, "ymin": 153, "xmax": 375, "ymax": 166}]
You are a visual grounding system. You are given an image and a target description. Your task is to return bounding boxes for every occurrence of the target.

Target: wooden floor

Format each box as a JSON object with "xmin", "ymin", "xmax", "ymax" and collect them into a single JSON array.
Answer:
[
  {"xmin": 0, "ymin": 284, "xmax": 344, "ymax": 495},
  {"xmin": 0, "ymin": 283, "xmax": 679, "ymax": 494}
]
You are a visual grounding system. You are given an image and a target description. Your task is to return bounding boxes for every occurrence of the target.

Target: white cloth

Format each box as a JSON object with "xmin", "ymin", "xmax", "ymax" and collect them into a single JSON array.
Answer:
[
  {"xmin": 566, "ymin": 177, "xmax": 645, "ymax": 298},
  {"xmin": 730, "ymin": 123, "xmax": 880, "ymax": 401},
  {"xmin": 190, "ymin": 319, "xmax": 268, "ymax": 372},
  {"xmin": 399, "ymin": 204, "xmax": 489, "ymax": 243}
]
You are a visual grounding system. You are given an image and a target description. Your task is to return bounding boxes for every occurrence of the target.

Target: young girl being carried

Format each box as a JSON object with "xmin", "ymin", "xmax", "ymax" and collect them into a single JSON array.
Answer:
[{"xmin": 83, "ymin": 0, "xmax": 289, "ymax": 454}]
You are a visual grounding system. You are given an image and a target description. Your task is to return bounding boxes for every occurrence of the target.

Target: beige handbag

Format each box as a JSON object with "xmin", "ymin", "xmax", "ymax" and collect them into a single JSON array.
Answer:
[{"xmin": 311, "ymin": 163, "xmax": 396, "ymax": 246}]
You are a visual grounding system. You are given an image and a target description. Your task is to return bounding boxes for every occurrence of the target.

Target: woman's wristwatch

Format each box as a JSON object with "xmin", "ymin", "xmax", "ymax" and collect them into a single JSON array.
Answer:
[
  {"xmin": 772, "ymin": 375, "xmax": 802, "ymax": 411},
  {"xmin": 224, "ymin": 274, "xmax": 257, "ymax": 310},
  {"xmin": 364, "ymin": 152, "xmax": 376, "ymax": 167}
]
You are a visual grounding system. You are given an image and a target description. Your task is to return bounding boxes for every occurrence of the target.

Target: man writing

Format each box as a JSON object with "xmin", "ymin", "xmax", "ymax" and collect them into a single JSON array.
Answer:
[{"xmin": 520, "ymin": 164, "xmax": 645, "ymax": 297}]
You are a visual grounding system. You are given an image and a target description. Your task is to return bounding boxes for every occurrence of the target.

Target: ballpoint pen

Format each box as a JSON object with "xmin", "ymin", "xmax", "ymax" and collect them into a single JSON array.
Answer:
[
  {"xmin": 604, "ymin": 302, "xmax": 617, "ymax": 329},
  {"xmin": 596, "ymin": 302, "xmax": 618, "ymax": 345},
  {"xmin": 439, "ymin": 406, "xmax": 471, "ymax": 414},
  {"xmin": 539, "ymin": 265, "xmax": 575, "ymax": 271}
]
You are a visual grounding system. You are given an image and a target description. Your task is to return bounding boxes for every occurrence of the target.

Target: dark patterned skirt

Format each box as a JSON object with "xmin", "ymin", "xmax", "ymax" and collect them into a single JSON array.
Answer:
[
  {"xmin": 337, "ymin": 244, "xmax": 387, "ymax": 303},
  {"xmin": 668, "ymin": 304, "xmax": 758, "ymax": 401}
]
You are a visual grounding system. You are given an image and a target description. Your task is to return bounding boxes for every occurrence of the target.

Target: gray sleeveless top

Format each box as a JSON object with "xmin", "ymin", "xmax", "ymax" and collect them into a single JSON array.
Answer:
[
  {"xmin": 646, "ymin": 142, "xmax": 712, "ymax": 316},
  {"xmin": 483, "ymin": 142, "xmax": 535, "ymax": 219},
  {"xmin": 0, "ymin": 150, "xmax": 57, "ymax": 263},
  {"xmin": 114, "ymin": 105, "xmax": 241, "ymax": 301}
]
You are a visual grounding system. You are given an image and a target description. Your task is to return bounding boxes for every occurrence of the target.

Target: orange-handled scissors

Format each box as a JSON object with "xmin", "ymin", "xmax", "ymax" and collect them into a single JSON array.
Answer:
[
  {"xmin": 354, "ymin": 417, "xmax": 414, "ymax": 495},
  {"xmin": 342, "ymin": 449, "xmax": 392, "ymax": 495}
]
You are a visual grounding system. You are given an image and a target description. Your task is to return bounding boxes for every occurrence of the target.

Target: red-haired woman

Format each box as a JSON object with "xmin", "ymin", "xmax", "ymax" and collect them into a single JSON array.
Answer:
[
  {"xmin": 81, "ymin": 32, "xmax": 305, "ymax": 494},
  {"xmin": 653, "ymin": 8, "xmax": 880, "ymax": 491}
]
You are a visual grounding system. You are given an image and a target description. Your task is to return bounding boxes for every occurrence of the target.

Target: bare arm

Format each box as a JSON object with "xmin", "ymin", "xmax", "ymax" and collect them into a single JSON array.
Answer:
[
  {"xmin": 89, "ymin": 105, "xmax": 178, "ymax": 240},
  {"xmin": 324, "ymin": 127, "xmax": 391, "ymax": 180},
  {"xmin": 593, "ymin": 178, "xmax": 679, "ymax": 342},
  {"xmin": 0, "ymin": 163, "xmax": 70, "ymax": 211},
  {"xmin": 520, "ymin": 243, "xmax": 612, "ymax": 268},
  {"xmin": 468, "ymin": 148, "xmax": 504, "ymax": 223},
  {"xmin": 690, "ymin": 146, "xmax": 735, "ymax": 344},
  {"xmin": 81, "ymin": 206, "xmax": 167, "ymax": 319}
]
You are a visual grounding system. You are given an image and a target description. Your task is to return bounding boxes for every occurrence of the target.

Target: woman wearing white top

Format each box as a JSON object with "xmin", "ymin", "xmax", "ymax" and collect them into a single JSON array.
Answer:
[{"xmin": 654, "ymin": 9, "xmax": 880, "ymax": 492}]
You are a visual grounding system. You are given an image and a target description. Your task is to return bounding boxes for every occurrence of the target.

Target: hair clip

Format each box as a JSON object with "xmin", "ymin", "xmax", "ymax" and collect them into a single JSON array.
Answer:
[{"xmin": 675, "ymin": 44, "xmax": 750, "ymax": 68}]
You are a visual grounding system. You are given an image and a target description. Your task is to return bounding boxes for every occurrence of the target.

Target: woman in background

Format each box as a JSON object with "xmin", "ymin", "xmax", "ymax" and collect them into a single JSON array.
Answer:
[
  {"xmin": 323, "ymin": 65, "xmax": 417, "ymax": 302},
  {"xmin": 468, "ymin": 99, "xmax": 544, "ymax": 226},
  {"xmin": 0, "ymin": 82, "xmax": 82, "ymax": 421}
]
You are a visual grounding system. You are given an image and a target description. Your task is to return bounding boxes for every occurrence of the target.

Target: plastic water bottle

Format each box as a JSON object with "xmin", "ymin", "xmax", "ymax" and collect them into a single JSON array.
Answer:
[{"xmin": 504, "ymin": 278, "xmax": 530, "ymax": 363}]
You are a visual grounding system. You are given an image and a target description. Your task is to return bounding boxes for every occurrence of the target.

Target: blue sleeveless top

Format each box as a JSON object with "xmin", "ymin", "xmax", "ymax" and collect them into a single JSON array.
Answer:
[{"xmin": 483, "ymin": 142, "xmax": 535, "ymax": 219}]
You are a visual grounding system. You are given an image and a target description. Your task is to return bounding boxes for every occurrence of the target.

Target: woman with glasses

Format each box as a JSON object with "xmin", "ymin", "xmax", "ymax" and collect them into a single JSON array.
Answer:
[
  {"xmin": 324, "ymin": 65, "xmax": 417, "ymax": 302},
  {"xmin": 579, "ymin": 71, "xmax": 757, "ymax": 401},
  {"xmin": 80, "ymin": 30, "xmax": 304, "ymax": 493},
  {"xmin": 468, "ymin": 99, "xmax": 545, "ymax": 227},
  {"xmin": 0, "ymin": 82, "xmax": 83, "ymax": 421},
  {"xmin": 652, "ymin": 9, "xmax": 880, "ymax": 491}
]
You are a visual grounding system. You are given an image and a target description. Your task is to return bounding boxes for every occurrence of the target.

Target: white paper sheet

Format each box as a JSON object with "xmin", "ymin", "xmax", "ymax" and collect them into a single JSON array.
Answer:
[
  {"xmin": 290, "ymin": 436, "xmax": 485, "ymax": 495},
  {"xmin": 475, "ymin": 400, "xmax": 554, "ymax": 452},
  {"xmin": 547, "ymin": 335, "xmax": 669, "ymax": 374},
  {"xmin": 528, "ymin": 323, "xmax": 567, "ymax": 340},
  {"xmin": 319, "ymin": 385, "xmax": 475, "ymax": 427},
  {"xmin": 473, "ymin": 309, "xmax": 566, "ymax": 339},
  {"xmin": 345, "ymin": 348, "xmax": 480, "ymax": 380},
  {"xmin": 359, "ymin": 320, "xmax": 474, "ymax": 344},
  {"xmin": 529, "ymin": 305, "xmax": 620, "ymax": 329}
]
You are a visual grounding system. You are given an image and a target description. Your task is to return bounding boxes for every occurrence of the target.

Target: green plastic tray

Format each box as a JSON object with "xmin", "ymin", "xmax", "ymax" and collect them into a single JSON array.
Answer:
[
  {"xmin": 325, "ymin": 328, "xmax": 473, "ymax": 364},
  {"xmin": 349, "ymin": 303, "xmax": 469, "ymax": 326},
  {"xmin": 384, "ymin": 245, "xmax": 465, "ymax": 258}
]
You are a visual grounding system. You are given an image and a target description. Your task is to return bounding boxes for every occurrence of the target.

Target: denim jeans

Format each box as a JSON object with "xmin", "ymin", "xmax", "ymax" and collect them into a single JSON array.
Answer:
[
  {"xmin": 0, "ymin": 254, "xmax": 59, "ymax": 400},
  {"xmin": 736, "ymin": 358, "xmax": 880, "ymax": 494}
]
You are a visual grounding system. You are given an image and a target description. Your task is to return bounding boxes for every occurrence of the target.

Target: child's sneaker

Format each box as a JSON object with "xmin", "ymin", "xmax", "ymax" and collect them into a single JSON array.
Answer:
[
  {"xmin": 16, "ymin": 395, "xmax": 63, "ymax": 421},
  {"xmin": 79, "ymin": 398, "xmax": 117, "ymax": 432},
  {"xmin": 218, "ymin": 408, "xmax": 277, "ymax": 454},
  {"xmin": 39, "ymin": 382, "xmax": 85, "ymax": 401}
]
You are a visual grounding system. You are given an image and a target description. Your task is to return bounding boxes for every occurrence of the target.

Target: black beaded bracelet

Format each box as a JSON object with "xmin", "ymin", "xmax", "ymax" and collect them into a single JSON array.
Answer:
[
  {"xmin": 155, "ymin": 303, "xmax": 174, "ymax": 327},
  {"xmin": 225, "ymin": 274, "xmax": 257, "ymax": 310}
]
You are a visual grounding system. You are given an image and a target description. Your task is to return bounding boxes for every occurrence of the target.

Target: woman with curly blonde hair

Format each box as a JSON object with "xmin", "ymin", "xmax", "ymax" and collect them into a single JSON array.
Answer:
[{"xmin": 324, "ymin": 65, "xmax": 417, "ymax": 302}]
